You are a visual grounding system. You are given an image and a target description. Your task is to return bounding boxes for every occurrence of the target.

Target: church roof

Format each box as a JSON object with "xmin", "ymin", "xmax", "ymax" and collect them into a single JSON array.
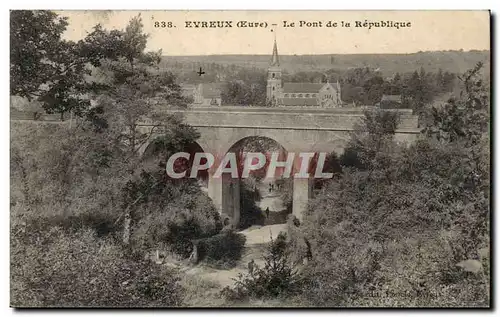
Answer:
[
  {"xmin": 180, "ymin": 83, "xmax": 197, "ymax": 90},
  {"xmin": 180, "ymin": 84, "xmax": 197, "ymax": 96},
  {"xmin": 199, "ymin": 83, "xmax": 223, "ymax": 99},
  {"xmin": 282, "ymin": 83, "xmax": 324, "ymax": 93},
  {"xmin": 381, "ymin": 94, "xmax": 402, "ymax": 103},
  {"xmin": 280, "ymin": 97, "xmax": 319, "ymax": 106}
]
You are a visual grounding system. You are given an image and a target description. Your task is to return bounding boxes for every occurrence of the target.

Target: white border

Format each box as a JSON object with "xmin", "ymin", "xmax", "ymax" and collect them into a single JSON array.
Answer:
[{"xmin": 2, "ymin": 1, "xmax": 498, "ymax": 316}]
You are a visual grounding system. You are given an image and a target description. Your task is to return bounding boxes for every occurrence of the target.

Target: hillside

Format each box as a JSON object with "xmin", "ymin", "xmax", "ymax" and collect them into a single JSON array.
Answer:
[{"xmin": 161, "ymin": 50, "xmax": 490, "ymax": 76}]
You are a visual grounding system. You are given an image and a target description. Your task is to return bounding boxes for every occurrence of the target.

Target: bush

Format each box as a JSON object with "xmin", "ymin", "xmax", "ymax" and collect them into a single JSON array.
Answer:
[
  {"xmin": 11, "ymin": 220, "xmax": 184, "ymax": 307},
  {"xmin": 295, "ymin": 143, "xmax": 490, "ymax": 307},
  {"xmin": 130, "ymin": 184, "xmax": 223, "ymax": 257},
  {"xmin": 221, "ymin": 232, "xmax": 302, "ymax": 301},
  {"xmin": 196, "ymin": 230, "xmax": 246, "ymax": 268},
  {"xmin": 296, "ymin": 231, "xmax": 489, "ymax": 307}
]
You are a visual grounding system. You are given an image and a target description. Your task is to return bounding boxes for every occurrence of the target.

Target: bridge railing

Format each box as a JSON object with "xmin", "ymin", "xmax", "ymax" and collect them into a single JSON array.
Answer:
[{"xmin": 168, "ymin": 105, "xmax": 415, "ymax": 115}]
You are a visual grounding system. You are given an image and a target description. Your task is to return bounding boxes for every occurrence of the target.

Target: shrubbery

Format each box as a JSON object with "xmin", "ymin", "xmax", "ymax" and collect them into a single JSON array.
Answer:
[
  {"xmin": 196, "ymin": 230, "xmax": 246, "ymax": 268},
  {"xmin": 11, "ymin": 210, "xmax": 184, "ymax": 307},
  {"xmin": 222, "ymin": 232, "xmax": 302, "ymax": 301},
  {"xmin": 130, "ymin": 180, "xmax": 223, "ymax": 257},
  {"xmin": 292, "ymin": 137, "xmax": 490, "ymax": 306},
  {"xmin": 10, "ymin": 89, "xmax": 219, "ymax": 307},
  {"xmin": 288, "ymin": 64, "xmax": 490, "ymax": 307}
]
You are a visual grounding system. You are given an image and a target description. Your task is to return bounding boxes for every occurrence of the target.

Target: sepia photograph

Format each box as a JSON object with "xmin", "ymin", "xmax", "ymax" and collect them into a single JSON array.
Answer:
[{"xmin": 9, "ymin": 10, "xmax": 491, "ymax": 308}]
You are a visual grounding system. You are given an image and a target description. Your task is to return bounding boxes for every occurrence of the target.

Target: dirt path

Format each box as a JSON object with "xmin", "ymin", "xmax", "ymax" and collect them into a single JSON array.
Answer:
[{"xmin": 182, "ymin": 223, "xmax": 288, "ymax": 288}]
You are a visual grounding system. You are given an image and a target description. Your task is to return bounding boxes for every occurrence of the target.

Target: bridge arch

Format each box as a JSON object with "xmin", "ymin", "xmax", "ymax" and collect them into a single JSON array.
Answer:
[
  {"xmin": 141, "ymin": 136, "xmax": 210, "ymax": 189},
  {"xmin": 219, "ymin": 135, "xmax": 291, "ymax": 228}
]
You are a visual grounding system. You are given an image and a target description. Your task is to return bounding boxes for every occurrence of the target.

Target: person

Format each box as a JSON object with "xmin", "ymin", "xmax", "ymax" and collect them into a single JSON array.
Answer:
[
  {"xmin": 189, "ymin": 242, "xmax": 199, "ymax": 264},
  {"xmin": 222, "ymin": 218, "xmax": 233, "ymax": 232},
  {"xmin": 248, "ymin": 259, "xmax": 255, "ymax": 275},
  {"xmin": 265, "ymin": 207, "xmax": 270, "ymax": 218}
]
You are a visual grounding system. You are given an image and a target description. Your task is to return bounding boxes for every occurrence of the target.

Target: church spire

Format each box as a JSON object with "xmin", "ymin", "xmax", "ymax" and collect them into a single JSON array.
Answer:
[{"xmin": 270, "ymin": 35, "xmax": 279, "ymax": 67}]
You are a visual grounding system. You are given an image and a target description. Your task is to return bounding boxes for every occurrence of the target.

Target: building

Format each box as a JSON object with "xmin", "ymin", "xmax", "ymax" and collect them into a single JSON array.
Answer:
[
  {"xmin": 180, "ymin": 84, "xmax": 198, "ymax": 99},
  {"xmin": 180, "ymin": 83, "xmax": 223, "ymax": 107},
  {"xmin": 197, "ymin": 83, "xmax": 223, "ymax": 106},
  {"xmin": 377, "ymin": 94, "xmax": 403, "ymax": 109},
  {"xmin": 266, "ymin": 38, "xmax": 342, "ymax": 108}
]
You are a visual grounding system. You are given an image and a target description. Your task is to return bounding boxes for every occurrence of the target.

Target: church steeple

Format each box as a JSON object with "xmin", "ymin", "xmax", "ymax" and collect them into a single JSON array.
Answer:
[
  {"xmin": 271, "ymin": 39, "xmax": 279, "ymax": 66},
  {"xmin": 266, "ymin": 33, "xmax": 282, "ymax": 106}
]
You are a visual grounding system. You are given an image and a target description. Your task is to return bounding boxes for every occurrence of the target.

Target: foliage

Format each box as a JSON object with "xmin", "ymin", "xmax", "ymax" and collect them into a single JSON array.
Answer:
[
  {"xmin": 10, "ymin": 10, "xmax": 124, "ymax": 119},
  {"xmin": 10, "ymin": 11, "xmax": 490, "ymax": 308},
  {"xmin": 340, "ymin": 109, "xmax": 400, "ymax": 170},
  {"xmin": 221, "ymin": 232, "xmax": 302, "ymax": 301},
  {"xmin": 10, "ymin": 10, "xmax": 69, "ymax": 99},
  {"xmin": 165, "ymin": 52, "xmax": 469, "ymax": 111},
  {"xmin": 292, "ymin": 64, "xmax": 490, "ymax": 307},
  {"xmin": 195, "ymin": 230, "xmax": 247, "ymax": 268},
  {"xmin": 129, "ymin": 176, "xmax": 222, "ymax": 256},
  {"xmin": 10, "ymin": 104, "xmax": 212, "ymax": 307},
  {"xmin": 10, "ymin": 12, "xmax": 219, "ymax": 308},
  {"xmin": 10, "ymin": 122, "xmax": 126, "ymax": 214},
  {"xmin": 180, "ymin": 274, "xmax": 225, "ymax": 307},
  {"xmin": 10, "ymin": 119, "xmax": 217, "ymax": 253},
  {"xmin": 90, "ymin": 16, "xmax": 192, "ymax": 138},
  {"xmin": 10, "ymin": 11, "xmax": 187, "ymax": 125},
  {"xmin": 423, "ymin": 62, "xmax": 489, "ymax": 145},
  {"xmin": 11, "ymin": 210, "xmax": 184, "ymax": 307},
  {"xmin": 220, "ymin": 69, "xmax": 267, "ymax": 106}
]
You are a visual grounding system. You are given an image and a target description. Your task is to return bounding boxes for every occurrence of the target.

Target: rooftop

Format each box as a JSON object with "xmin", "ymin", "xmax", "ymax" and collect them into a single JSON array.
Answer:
[
  {"xmin": 200, "ymin": 83, "xmax": 223, "ymax": 98},
  {"xmin": 381, "ymin": 95, "xmax": 402, "ymax": 103},
  {"xmin": 282, "ymin": 83, "xmax": 325, "ymax": 93},
  {"xmin": 280, "ymin": 97, "xmax": 319, "ymax": 106}
]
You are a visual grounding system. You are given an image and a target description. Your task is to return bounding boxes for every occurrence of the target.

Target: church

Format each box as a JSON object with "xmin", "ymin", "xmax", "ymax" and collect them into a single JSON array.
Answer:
[{"xmin": 266, "ymin": 38, "xmax": 343, "ymax": 108}]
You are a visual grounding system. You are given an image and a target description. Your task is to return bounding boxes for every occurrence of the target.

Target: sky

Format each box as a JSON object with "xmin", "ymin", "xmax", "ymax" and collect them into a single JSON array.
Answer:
[{"xmin": 57, "ymin": 10, "xmax": 490, "ymax": 55}]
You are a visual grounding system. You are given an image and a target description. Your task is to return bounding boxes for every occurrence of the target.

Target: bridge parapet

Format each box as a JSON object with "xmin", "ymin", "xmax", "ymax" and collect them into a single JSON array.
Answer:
[{"xmin": 153, "ymin": 107, "xmax": 419, "ymax": 133}]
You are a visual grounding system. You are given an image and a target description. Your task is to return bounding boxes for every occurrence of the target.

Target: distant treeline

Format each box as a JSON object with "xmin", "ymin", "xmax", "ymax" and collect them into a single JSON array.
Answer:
[
  {"xmin": 333, "ymin": 66, "xmax": 458, "ymax": 110},
  {"xmin": 161, "ymin": 50, "xmax": 489, "ymax": 109},
  {"xmin": 161, "ymin": 50, "xmax": 489, "ymax": 76},
  {"xmin": 173, "ymin": 65, "xmax": 463, "ymax": 110}
]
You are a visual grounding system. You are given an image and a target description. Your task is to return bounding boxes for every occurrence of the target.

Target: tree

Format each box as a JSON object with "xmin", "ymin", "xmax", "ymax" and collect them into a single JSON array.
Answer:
[
  {"xmin": 221, "ymin": 69, "xmax": 267, "ymax": 106},
  {"xmin": 11, "ymin": 12, "xmax": 209, "ymax": 248},
  {"xmin": 10, "ymin": 10, "xmax": 127, "ymax": 120},
  {"xmin": 10, "ymin": 10, "xmax": 69, "ymax": 99},
  {"xmin": 424, "ymin": 62, "xmax": 489, "ymax": 145},
  {"xmin": 122, "ymin": 14, "xmax": 148, "ymax": 68},
  {"xmin": 362, "ymin": 75, "xmax": 385, "ymax": 105},
  {"xmin": 340, "ymin": 109, "xmax": 400, "ymax": 171},
  {"xmin": 86, "ymin": 17, "xmax": 200, "ymax": 245}
]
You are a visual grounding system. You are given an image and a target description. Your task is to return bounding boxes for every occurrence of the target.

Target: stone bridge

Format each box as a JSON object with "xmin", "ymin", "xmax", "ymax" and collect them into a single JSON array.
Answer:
[{"xmin": 138, "ymin": 106, "xmax": 420, "ymax": 227}]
